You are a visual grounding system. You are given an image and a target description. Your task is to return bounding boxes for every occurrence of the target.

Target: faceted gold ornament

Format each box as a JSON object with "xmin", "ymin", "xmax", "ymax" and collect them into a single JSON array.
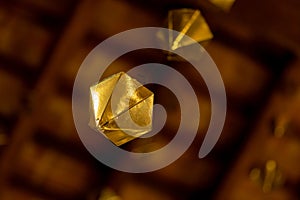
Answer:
[
  {"xmin": 168, "ymin": 8, "xmax": 213, "ymax": 50},
  {"xmin": 89, "ymin": 72, "xmax": 154, "ymax": 146}
]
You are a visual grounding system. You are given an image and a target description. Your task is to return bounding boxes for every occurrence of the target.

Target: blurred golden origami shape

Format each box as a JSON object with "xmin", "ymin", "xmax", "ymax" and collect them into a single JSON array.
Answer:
[
  {"xmin": 209, "ymin": 0, "xmax": 236, "ymax": 12},
  {"xmin": 89, "ymin": 72, "xmax": 154, "ymax": 146},
  {"xmin": 168, "ymin": 8, "xmax": 213, "ymax": 50}
]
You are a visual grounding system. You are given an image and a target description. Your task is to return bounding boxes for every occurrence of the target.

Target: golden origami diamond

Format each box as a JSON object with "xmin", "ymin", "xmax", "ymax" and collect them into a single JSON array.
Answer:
[
  {"xmin": 168, "ymin": 8, "xmax": 213, "ymax": 50},
  {"xmin": 89, "ymin": 72, "xmax": 154, "ymax": 146}
]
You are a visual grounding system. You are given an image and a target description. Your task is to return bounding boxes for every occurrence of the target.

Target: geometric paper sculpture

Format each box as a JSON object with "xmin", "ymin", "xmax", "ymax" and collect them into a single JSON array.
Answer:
[
  {"xmin": 89, "ymin": 72, "xmax": 154, "ymax": 146},
  {"xmin": 168, "ymin": 8, "xmax": 213, "ymax": 50}
]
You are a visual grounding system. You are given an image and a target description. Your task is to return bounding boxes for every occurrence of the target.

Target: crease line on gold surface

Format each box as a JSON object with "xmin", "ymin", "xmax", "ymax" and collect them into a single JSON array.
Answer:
[
  {"xmin": 100, "ymin": 93, "xmax": 153, "ymax": 128},
  {"xmin": 98, "ymin": 72, "xmax": 124, "ymax": 125},
  {"xmin": 171, "ymin": 10, "xmax": 200, "ymax": 50}
]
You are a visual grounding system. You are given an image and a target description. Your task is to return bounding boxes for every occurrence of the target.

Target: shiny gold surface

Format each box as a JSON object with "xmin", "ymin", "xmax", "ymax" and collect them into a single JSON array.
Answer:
[
  {"xmin": 168, "ymin": 9, "xmax": 213, "ymax": 50},
  {"xmin": 0, "ymin": 0, "xmax": 299, "ymax": 199},
  {"xmin": 89, "ymin": 72, "xmax": 154, "ymax": 146}
]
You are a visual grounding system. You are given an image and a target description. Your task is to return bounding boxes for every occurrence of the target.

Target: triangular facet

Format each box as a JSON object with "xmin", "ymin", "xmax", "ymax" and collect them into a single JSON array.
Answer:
[{"xmin": 89, "ymin": 72, "xmax": 123, "ymax": 127}]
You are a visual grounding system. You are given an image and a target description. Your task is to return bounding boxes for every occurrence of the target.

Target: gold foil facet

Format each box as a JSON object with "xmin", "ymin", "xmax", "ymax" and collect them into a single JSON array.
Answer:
[
  {"xmin": 209, "ymin": 0, "xmax": 236, "ymax": 12},
  {"xmin": 168, "ymin": 9, "xmax": 213, "ymax": 50},
  {"xmin": 89, "ymin": 72, "xmax": 154, "ymax": 146}
]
